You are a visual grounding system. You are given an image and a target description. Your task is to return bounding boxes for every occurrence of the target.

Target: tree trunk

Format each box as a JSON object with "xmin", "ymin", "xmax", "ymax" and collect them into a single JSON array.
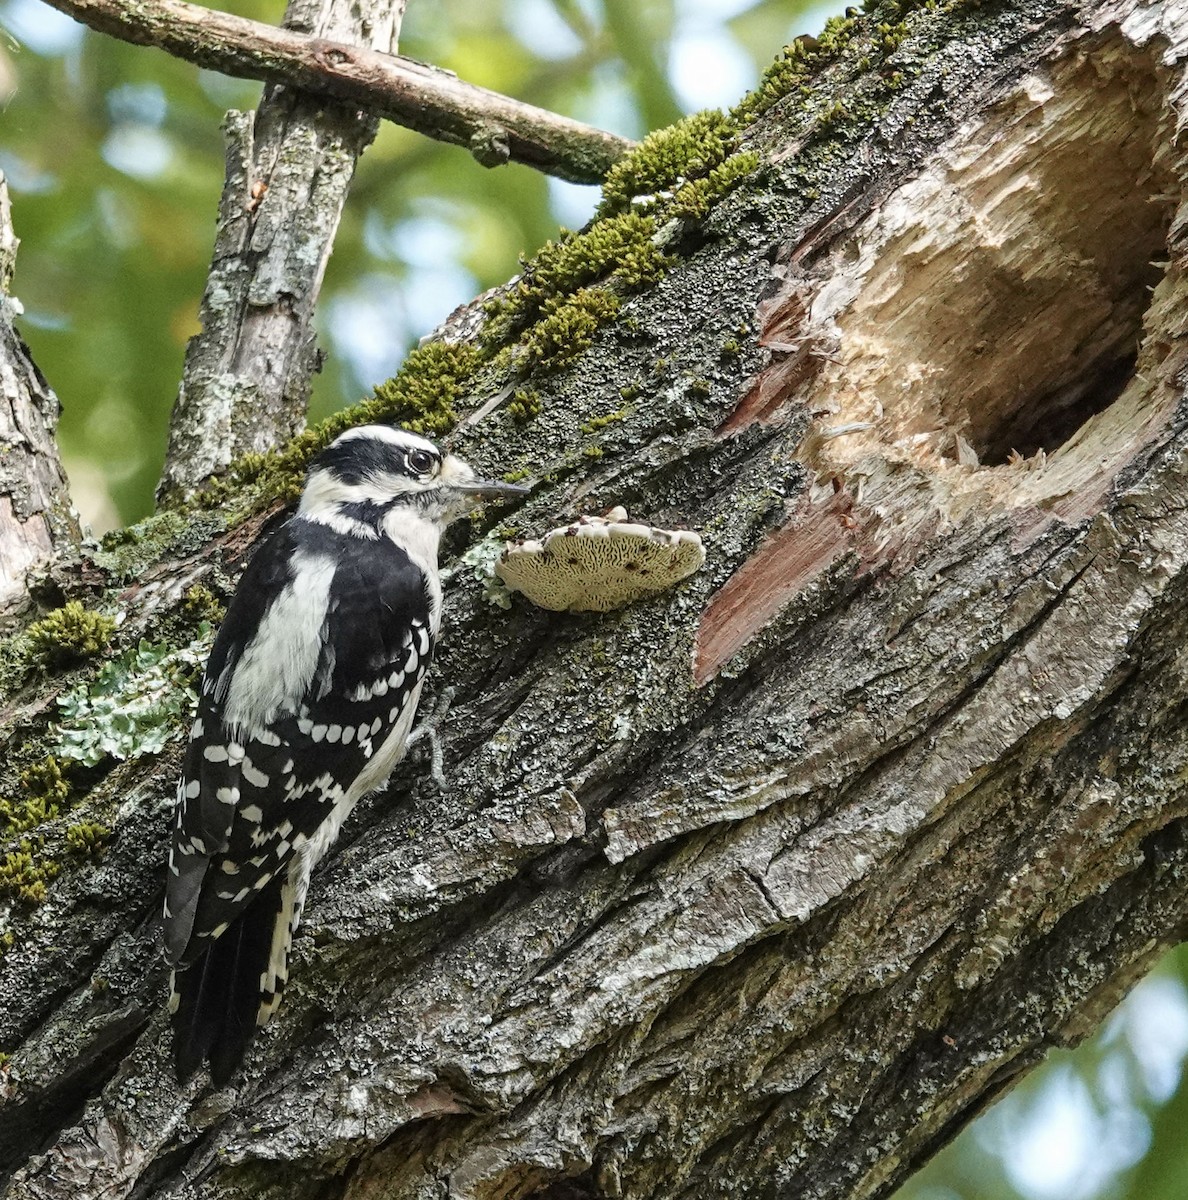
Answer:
[{"xmin": 3, "ymin": 0, "xmax": 1188, "ymax": 1196}]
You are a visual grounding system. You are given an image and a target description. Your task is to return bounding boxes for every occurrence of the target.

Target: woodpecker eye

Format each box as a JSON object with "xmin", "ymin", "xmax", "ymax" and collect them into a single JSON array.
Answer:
[{"xmin": 408, "ymin": 449, "xmax": 436, "ymax": 475}]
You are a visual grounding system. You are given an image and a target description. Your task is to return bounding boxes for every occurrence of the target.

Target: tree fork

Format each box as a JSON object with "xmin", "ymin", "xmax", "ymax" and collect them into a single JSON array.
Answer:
[{"xmin": 3, "ymin": 0, "xmax": 1188, "ymax": 1196}]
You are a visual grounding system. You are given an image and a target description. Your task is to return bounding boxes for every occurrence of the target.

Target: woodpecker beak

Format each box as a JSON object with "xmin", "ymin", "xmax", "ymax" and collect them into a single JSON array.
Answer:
[
  {"xmin": 449, "ymin": 479, "xmax": 530, "ymax": 500},
  {"xmin": 440, "ymin": 453, "xmax": 529, "ymax": 502}
]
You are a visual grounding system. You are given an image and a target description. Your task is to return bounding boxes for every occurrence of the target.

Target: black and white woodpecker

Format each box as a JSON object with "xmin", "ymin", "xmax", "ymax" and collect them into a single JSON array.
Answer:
[{"xmin": 163, "ymin": 425, "xmax": 525, "ymax": 1085}]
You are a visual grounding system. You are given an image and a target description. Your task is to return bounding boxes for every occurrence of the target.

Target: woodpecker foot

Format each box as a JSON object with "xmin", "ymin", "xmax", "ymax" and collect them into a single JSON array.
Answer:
[{"xmin": 406, "ymin": 686, "xmax": 455, "ymax": 791}]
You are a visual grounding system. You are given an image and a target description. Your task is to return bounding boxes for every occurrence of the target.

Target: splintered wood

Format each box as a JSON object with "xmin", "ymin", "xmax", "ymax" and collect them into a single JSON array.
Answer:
[{"xmin": 698, "ymin": 35, "xmax": 1181, "ymax": 682}]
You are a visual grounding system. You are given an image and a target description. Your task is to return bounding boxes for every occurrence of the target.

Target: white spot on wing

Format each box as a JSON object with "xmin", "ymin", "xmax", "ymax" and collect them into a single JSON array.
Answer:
[{"xmin": 242, "ymin": 758, "xmax": 271, "ymax": 788}]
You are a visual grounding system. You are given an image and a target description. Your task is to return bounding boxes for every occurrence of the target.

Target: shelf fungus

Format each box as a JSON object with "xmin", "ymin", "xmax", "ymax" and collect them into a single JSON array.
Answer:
[{"xmin": 495, "ymin": 507, "xmax": 705, "ymax": 612}]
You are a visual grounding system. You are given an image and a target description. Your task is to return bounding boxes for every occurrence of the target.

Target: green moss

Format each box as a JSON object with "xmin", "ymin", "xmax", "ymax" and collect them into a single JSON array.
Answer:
[
  {"xmin": 521, "ymin": 290, "xmax": 622, "ymax": 373},
  {"xmin": 598, "ymin": 111, "xmax": 738, "ymax": 215},
  {"xmin": 583, "ymin": 444, "xmax": 605, "ymax": 460},
  {"xmin": 0, "ymin": 841, "xmax": 60, "ymax": 905},
  {"xmin": 486, "ymin": 213, "xmax": 670, "ymax": 347},
  {"xmin": 182, "ymin": 584, "xmax": 226, "ymax": 625},
  {"xmin": 581, "ymin": 408, "xmax": 631, "ymax": 434},
  {"xmin": 502, "ymin": 468, "xmax": 531, "ymax": 483},
  {"xmin": 65, "ymin": 821, "xmax": 111, "ymax": 857},
  {"xmin": 2, "ymin": 757, "xmax": 72, "ymax": 835},
  {"xmin": 667, "ymin": 152, "xmax": 761, "ymax": 222},
  {"xmin": 506, "ymin": 388, "xmax": 542, "ymax": 424},
  {"xmin": 0, "ymin": 792, "xmax": 58, "ymax": 836},
  {"xmin": 369, "ymin": 341, "xmax": 479, "ymax": 436},
  {"xmin": 25, "ymin": 602, "xmax": 116, "ymax": 670},
  {"xmin": 620, "ymin": 380, "xmax": 642, "ymax": 402},
  {"xmin": 720, "ymin": 338, "xmax": 741, "ymax": 358}
]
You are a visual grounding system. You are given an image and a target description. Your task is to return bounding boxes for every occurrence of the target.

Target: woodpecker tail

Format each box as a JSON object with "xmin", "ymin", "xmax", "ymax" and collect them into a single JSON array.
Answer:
[{"xmin": 169, "ymin": 870, "xmax": 297, "ymax": 1086}]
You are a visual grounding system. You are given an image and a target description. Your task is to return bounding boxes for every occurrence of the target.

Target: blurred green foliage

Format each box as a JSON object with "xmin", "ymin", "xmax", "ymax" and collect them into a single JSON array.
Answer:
[{"xmin": 2, "ymin": 1, "xmax": 1188, "ymax": 1195}]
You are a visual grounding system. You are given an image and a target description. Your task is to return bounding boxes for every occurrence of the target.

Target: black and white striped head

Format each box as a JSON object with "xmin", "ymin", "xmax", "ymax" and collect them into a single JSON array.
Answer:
[{"xmin": 299, "ymin": 426, "xmax": 524, "ymax": 531}]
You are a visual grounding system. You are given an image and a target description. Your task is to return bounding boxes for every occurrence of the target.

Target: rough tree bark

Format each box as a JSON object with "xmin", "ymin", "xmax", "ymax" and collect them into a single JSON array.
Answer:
[
  {"xmin": 0, "ymin": 176, "xmax": 80, "ymax": 616},
  {"xmin": 2, "ymin": 0, "xmax": 1187, "ymax": 1196}
]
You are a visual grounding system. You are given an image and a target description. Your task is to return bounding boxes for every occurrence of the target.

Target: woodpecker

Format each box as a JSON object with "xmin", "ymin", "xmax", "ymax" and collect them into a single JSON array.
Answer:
[{"xmin": 163, "ymin": 425, "xmax": 524, "ymax": 1085}]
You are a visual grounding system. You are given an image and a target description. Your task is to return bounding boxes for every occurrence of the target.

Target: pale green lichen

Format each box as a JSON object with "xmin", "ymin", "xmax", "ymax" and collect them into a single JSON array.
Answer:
[
  {"xmin": 443, "ymin": 535, "xmax": 516, "ymax": 609},
  {"xmin": 25, "ymin": 602, "xmax": 116, "ymax": 670},
  {"xmin": 53, "ymin": 631, "xmax": 212, "ymax": 767}
]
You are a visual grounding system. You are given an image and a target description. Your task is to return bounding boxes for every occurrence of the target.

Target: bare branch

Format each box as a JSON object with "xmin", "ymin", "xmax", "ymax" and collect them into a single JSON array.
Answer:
[{"xmin": 40, "ymin": 0, "xmax": 634, "ymax": 184}]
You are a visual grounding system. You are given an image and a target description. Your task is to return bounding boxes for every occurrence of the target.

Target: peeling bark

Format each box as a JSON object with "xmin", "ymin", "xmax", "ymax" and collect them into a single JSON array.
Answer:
[
  {"xmin": 156, "ymin": 0, "xmax": 407, "ymax": 501},
  {"xmin": 6, "ymin": 0, "xmax": 1188, "ymax": 1197},
  {"xmin": 0, "ymin": 176, "xmax": 80, "ymax": 618}
]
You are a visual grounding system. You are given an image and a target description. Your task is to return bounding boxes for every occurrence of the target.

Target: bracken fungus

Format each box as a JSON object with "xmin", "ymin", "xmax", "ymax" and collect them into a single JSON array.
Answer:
[{"xmin": 495, "ymin": 507, "xmax": 705, "ymax": 612}]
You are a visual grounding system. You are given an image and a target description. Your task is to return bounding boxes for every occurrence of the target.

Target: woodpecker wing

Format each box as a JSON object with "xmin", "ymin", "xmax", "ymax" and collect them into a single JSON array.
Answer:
[{"xmin": 165, "ymin": 518, "xmax": 435, "ymax": 1078}]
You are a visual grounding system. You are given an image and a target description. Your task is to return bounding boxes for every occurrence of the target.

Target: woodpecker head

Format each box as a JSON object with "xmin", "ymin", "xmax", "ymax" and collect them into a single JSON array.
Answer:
[{"xmin": 299, "ymin": 425, "xmax": 526, "ymax": 531}]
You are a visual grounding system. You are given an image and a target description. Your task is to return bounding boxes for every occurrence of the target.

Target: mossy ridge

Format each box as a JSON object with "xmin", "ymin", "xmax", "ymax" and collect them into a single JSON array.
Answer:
[
  {"xmin": 180, "ymin": 121, "xmax": 754, "ymax": 513},
  {"xmin": 92, "ymin": 509, "xmax": 222, "ymax": 584},
  {"xmin": 484, "ymin": 213, "xmax": 671, "ymax": 347}
]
